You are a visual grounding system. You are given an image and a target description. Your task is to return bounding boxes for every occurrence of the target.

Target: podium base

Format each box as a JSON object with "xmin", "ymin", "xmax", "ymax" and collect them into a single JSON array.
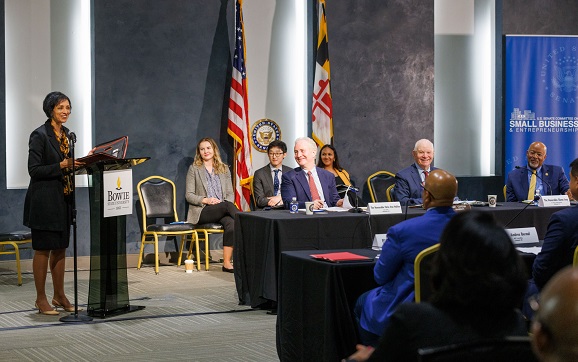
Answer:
[
  {"xmin": 60, "ymin": 312, "xmax": 93, "ymax": 323},
  {"xmin": 87, "ymin": 305, "xmax": 145, "ymax": 319}
]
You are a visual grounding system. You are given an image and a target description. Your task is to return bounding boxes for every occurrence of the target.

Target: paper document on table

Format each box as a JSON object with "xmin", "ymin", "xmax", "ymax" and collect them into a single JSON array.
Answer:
[{"xmin": 516, "ymin": 246, "xmax": 542, "ymax": 255}]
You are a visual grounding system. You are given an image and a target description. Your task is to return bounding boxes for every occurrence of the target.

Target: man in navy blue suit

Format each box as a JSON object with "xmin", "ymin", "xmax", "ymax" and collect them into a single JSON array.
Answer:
[
  {"xmin": 281, "ymin": 137, "xmax": 343, "ymax": 209},
  {"xmin": 523, "ymin": 158, "xmax": 578, "ymax": 320},
  {"xmin": 354, "ymin": 169, "xmax": 457, "ymax": 346},
  {"xmin": 506, "ymin": 141, "xmax": 571, "ymax": 202},
  {"xmin": 394, "ymin": 139, "xmax": 437, "ymax": 205}
]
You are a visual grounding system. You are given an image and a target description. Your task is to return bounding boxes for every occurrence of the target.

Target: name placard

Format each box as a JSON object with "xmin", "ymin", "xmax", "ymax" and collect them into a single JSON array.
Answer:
[
  {"xmin": 372, "ymin": 234, "xmax": 387, "ymax": 250},
  {"xmin": 506, "ymin": 227, "xmax": 539, "ymax": 245},
  {"xmin": 367, "ymin": 202, "xmax": 402, "ymax": 215},
  {"xmin": 538, "ymin": 195, "xmax": 570, "ymax": 207},
  {"xmin": 103, "ymin": 169, "xmax": 133, "ymax": 217}
]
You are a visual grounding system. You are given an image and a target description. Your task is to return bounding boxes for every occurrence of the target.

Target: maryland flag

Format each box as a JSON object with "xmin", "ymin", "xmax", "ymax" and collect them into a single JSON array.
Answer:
[
  {"xmin": 227, "ymin": 0, "xmax": 253, "ymax": 211},
  {"xmin": 312, "ymin": 0, "xmax": 333, "ymax": 147}
]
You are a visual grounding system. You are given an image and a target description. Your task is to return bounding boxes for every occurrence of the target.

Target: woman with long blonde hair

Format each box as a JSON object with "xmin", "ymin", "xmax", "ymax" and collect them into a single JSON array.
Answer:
[{"xmin": 185, "ymin": 138, "xmax": 238, "ymax": 272}]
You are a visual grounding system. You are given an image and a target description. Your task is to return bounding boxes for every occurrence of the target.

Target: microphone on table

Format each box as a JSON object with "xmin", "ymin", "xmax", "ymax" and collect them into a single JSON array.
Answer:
[
  {"xmin": 503, "ymin": 193, "xmax": 540, "ymax": 228},
  {"xmin": 515, "ymin": 165, "xmax": 552, "ymax": 195},
  {"xmin": 345, "ymin": 185, "xmax": 364, "ymax": 213}
]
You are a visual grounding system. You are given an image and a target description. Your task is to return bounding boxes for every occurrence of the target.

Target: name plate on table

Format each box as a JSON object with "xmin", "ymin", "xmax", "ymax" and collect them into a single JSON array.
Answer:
[
  {"xmin": 372, "ymin": 234, "xmax": 387, "ymax": 250},
  {"xmin": 103, "ymin": 169, "xmax": 133, "ymax": 217},
  {"xmin": 367, "ymin": 202, "xmax": 402, "ymax": 215},
  {"xmin": 506, "ymin": 227, "xmax": 539, "ymax": 245},
  {"xmin": 538, "ymin": 195, "xmax": 570, "ymax": 207}
]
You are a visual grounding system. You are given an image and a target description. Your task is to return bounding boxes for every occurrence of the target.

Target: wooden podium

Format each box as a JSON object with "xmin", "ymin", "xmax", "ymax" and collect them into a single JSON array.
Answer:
[{"xmin": 77, "ymin": 155, "xmax": 149, "ymax": 318}]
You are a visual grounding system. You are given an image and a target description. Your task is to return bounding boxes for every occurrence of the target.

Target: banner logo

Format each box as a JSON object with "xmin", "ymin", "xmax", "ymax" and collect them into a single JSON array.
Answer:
[{"xmin": 541, "ymin": 46, "xmax": 578, "ymax": 103}]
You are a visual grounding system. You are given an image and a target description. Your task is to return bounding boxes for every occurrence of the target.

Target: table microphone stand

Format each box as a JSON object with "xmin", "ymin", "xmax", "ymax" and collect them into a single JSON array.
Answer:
[
  {"xmin": 347, "ymin": 186, "xmax": 364, "ymax": 213},
  {"xmin": 60, "ymin": 132, "xmax": 93, "ymax": 323}
]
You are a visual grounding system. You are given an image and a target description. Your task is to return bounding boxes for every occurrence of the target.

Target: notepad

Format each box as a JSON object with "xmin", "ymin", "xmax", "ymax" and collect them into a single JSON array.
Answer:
[{"xmin": 310, "ymin": 252, "xmax": 373, "ymax": 263}]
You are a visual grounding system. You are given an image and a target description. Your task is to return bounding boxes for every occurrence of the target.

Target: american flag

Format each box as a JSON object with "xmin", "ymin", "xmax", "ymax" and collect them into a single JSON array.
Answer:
[
  {"xmin": 227, "ymin": 0, "xmax": 252, "ymax": 211},
  {"xmin": 312, "ymin": 0, "xmax": 333, "ymax": 147}
]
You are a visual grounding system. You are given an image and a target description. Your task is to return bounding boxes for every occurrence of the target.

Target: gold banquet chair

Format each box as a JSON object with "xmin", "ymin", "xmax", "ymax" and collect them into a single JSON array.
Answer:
[
  {"xmin": 414, "ymin": 243, "xmax": 440, "ymax": 303},
  {"xmin": 137, "ymin": 176, "xmax": 196, "ymax": 274},
  {"xmin": 573, "ymin": 246, "xmax": 578, "ymax": 267},
  {"xmin": 178, "ymin": 223, "xmax": 223, "ymax": 271},
  {"xmin": 386, "ymin": 184, "xmax": 395, "ymax": 202},
  {"xmin": 367, "ymin": 170, "xmax": 396, "ymax": 203},
  {"xmin": 0, "ymin": 231, "xmax": 32, "ymax": 286}
]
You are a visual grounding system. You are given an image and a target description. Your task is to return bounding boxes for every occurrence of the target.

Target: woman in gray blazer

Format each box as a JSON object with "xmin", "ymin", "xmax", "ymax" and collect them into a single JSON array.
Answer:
[{"xmin": 185, "ymin": 138, "xmax": 238, "ymax": 272}]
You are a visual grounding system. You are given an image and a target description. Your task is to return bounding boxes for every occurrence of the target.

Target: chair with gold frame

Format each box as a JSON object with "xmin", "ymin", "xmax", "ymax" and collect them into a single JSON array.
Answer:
[
  {"xmin": 367, "ymin": 170, "xmax": 396, "ymax": 203},
  {"xmin": 0, "ymin": 231, "xmax": 32, "ymax": 285},
  {"xmin": 573, "ymin": 246, "xmax": 578, "ymax": 267},
  {"xmin": 177, "ymin": 223, "xmax": 223, "ymax": 271},
  {"xmin": 386, "ymin": 184, "xmax": 395, "ymax": 202},
  {"xmin": 414, "ymin": 243, "xmax": 440, "ymax": 303},
  {"xmin": 503, "ymin": 185, "xmax": 507, "ymax": 201},
  {"xmin": 137, "ymin": 176, "xmax": 196, "ymax": 274}
]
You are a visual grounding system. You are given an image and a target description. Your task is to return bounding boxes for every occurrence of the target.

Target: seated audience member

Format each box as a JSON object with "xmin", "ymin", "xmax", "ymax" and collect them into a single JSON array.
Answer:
[
  {"xmin": 531, "ymin": 266, "xmax": 578, "ymax": 362},
  {"xmin": 345, "ymin": 211, "xmax": 528, "ymax": 362},
  {"xmin": 353, "ymin": 169, "xmax": 457, "ymax": 346},
  {"xmin": 523, "ymin": 158, "xmax": 578, "ymax": 317},
  {"xmin": 185, "ymin": 137, "xmax": 239, "ymax": 273},
  {"xmin": 252, "ymin": 140, "xmax": 292, "ymax": 209},
  {"xmin": 281, "ymin": 137, "xmax": 343, "ymax": 209},
  {"xmin": 317, "ymin": 144, "xmax": 365, "ymax": 207},
  {"xmin": 394, "ymin": 139, "xmax": 437, "ymax": 205},
  {"xmin": 506, "ymin": 141, "xmax": 571, "ymax": 202}
]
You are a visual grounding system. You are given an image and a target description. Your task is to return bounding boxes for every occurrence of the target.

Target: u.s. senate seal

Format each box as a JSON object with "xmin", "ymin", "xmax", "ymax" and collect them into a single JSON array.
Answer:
[{"xmin": 251, "ymin": 119, "xmax": 282, "ymax": 152}]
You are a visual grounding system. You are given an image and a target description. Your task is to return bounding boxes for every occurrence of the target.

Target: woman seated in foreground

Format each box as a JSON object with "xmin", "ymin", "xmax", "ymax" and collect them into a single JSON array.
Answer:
[
  {"xmin": 317, "ymin": 144, "xmax": 365, "ymax": 207},
  {"xmin": 345, "ymin": 211, "xmax": 529, "ymax": 362}
]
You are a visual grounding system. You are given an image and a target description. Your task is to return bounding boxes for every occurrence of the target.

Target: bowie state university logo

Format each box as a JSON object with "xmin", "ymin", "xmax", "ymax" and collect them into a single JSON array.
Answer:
[
  {"xmin": 542, "ymin": 46, "xmax": 578, "ymax": 103},
  {"xmin": 251, "ymin": 119, "xmax": 282, "ymax": 152}
]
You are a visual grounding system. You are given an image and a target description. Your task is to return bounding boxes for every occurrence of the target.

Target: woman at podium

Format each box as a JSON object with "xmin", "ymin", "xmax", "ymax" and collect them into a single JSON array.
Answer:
[
  {"xmin": 23, "ymin": 91, "xmax": 86, "ymax": 315},
  {"xmin": 185, "ymin": 137, "xmax": 239, "ymax": 272}
]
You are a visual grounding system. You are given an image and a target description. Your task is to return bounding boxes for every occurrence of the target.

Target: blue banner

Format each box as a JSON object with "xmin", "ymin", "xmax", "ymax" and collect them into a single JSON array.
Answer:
[{"xmin": 505, "ymin": 35, "xmax": 578, "ymax": 176}]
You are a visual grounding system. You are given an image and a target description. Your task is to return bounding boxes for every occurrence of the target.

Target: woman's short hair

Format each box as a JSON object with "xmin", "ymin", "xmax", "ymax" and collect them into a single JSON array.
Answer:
[
  {"xmin": 430, "ymin": 210, "xmax": 527, "ymax": 312},
  {"xmin": 43, "ymin": 91, "xmax": 71, "ymax": 119},
  {"xmin": 316, "ymin": 144, "xmax": 343, "ymax": 171}
]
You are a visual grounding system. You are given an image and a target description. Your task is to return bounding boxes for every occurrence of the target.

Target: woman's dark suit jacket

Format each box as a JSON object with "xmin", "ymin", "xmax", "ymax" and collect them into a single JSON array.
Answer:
[{"xmin": 23, "ymin": 120, "xmax": 71, "ymax": 231}]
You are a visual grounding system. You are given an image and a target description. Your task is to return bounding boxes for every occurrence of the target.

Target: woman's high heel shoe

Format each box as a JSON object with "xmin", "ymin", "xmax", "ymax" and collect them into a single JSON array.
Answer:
[
  {"xmin": 35, "ymin": 302, "xmax": 59, "ymax": 316},
  {"xmin": 52, "ymin": 299, "xmax": 82, "ymax": 313}
]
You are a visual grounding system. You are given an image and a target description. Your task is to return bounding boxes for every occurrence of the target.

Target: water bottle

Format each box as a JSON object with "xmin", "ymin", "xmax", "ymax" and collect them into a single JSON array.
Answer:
[
  {"xmin": 534, "ymin": 188, "xmax": 541, "ymax": 205},
  {"xmin": 289, "ymin": 197, "xmax": 298, "ymax": 214}
]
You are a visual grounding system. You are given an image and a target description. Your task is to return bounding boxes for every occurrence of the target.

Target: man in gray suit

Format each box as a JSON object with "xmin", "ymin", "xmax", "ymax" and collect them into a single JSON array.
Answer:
[{"xmin": 252, "ymin": 140, "xmax": 292, "ymax": 209}]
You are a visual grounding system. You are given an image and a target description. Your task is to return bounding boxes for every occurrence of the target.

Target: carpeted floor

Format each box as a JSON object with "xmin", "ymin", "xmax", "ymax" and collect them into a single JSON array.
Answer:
[{"xmin": 0, "ymin": 262, "xmax": 278, "ymax": 362}]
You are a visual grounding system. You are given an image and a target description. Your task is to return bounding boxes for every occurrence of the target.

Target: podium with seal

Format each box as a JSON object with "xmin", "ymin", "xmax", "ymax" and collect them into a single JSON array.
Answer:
[{"xmin": 76, "ymin": 154, "xmax": 149, "ymax": 318}]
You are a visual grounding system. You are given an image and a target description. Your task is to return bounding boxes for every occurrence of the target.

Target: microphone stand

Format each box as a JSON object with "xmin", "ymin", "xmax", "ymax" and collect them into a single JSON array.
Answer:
[
  {"xmin": 347, "ymin": 186, "xmax": 364, "ymax": 213},
  {"xmin": 60, "ymin": 133, "xmax": 93, "ymax": 323}
]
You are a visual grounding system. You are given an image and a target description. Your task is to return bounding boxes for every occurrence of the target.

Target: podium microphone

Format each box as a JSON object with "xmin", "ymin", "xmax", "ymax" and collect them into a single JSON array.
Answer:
[
  {"xmin": 68, "ymin": 132, "xmax": 77, "ymax": 144},
  {"xmin": 503, "ymin": 194, "xmax": 540, "ymax": 228},
  {"xmin": 515, "ymin": 165, "xmax": 552, "ymax": 195}
]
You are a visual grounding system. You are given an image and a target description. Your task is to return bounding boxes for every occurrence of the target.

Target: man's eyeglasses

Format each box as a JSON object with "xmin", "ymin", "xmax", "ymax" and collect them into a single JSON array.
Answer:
[{"xmin": 268, "ymin": 152, "xmax": 284, "ymax": 157}]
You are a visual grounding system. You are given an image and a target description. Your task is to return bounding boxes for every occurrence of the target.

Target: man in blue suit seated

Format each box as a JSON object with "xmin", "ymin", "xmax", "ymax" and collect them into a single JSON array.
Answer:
[
  {"xmin": 506, "ymin": 141, "xmax": 571, "ymax": 202},
  {"xmin": 354, "ymin": 169, "xmax": 457, "ymax": 346},
  {"xmin": 523, "ymin": 158, "xmax": 578, "ymax": 319},
  {"xmin": 394, "ymin": 139, "xmax": 437, "ymax": 206},
  {"xmin": 281, "ymin": 137, "xmax": 343, "ymax": 209}
]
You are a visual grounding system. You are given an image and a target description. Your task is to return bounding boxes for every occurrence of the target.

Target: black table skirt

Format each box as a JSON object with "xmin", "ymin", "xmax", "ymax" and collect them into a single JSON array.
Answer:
[
  {"xmin": 235, "ymin": 203, "xmax": 566, "ymax": 308},
  {"xmin": 276, "ymin": 249, "xmax": 379, "ymax": 362}
]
